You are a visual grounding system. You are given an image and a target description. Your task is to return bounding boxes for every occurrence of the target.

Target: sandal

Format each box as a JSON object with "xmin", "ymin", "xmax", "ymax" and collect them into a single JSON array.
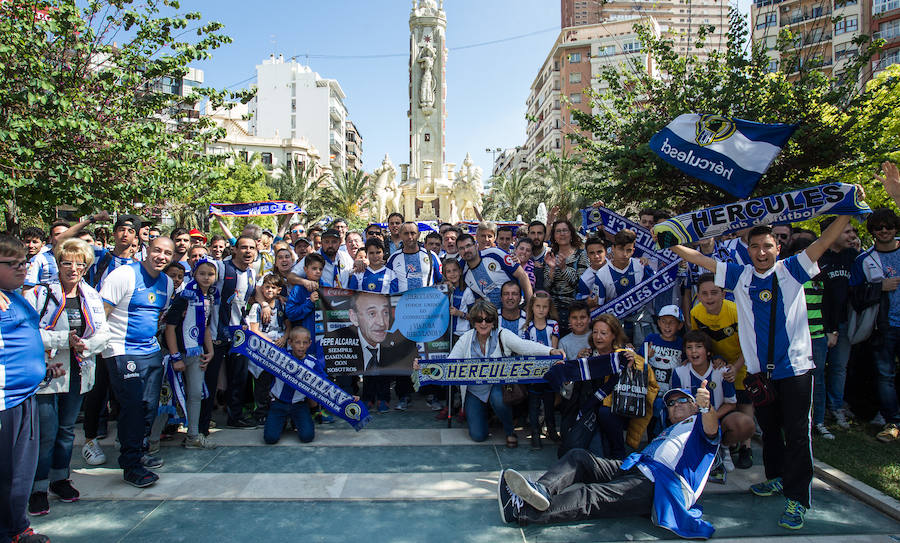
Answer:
[{"xmin": 506, "ymin": 435, "xmax": 518, "ymax": 449}]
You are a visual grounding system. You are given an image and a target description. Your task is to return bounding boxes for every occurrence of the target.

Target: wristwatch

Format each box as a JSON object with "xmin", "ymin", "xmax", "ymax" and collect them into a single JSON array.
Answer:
[{"xmin": 698, "ymin": 406, "xmax": 710, "ymax": 413}]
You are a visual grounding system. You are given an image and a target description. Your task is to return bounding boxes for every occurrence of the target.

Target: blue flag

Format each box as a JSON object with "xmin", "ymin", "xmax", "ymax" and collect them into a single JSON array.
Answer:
[{"xmin": 649, "ymin": 114, "xmax": 797, "ymax": 198}]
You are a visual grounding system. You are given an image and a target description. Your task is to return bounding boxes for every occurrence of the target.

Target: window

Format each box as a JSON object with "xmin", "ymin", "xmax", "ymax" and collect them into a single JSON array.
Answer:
[
  {"xmin": 756, "ymin": 12, "xmax": 776, "ymax": 29},
  {"xmin": 598, "ymin": 44, "xmax": 616, "ymax": 56},
  {"xmin": 874, "ymin": 0, "xmax": 900, "ymax": 13},
  {"xmin": 555, "ymin": 139, "xmax": 561, "ymax": 149},
  {"xmin": 239, "ymin": 150, "xmax": 248, "ymax": 162},
  {"xmin": 835, "ymin": 15, "xmax": 858, "ymax": 35},
  {"xmin": 623, "ymin": 41, "xmax": 642, "ymax": 53},
  {"xmin": 291, "ymin": 99, "xmax": 296, "ymax": 112},
  {"xmin": 290, "ymin": 116, "xmax": 296, "ymax": 129},
  {"xmin": 571, "ymin": 116, "xmax": 580, "ymax": 126},
  {"xmin": 569, "ymin": 92, "xmax": 582, "ymax": 103},
  {"xmin": 878, "ymin": 19, "xmax": 900, "ymax": 41},
  {"xmin": 569, "ymin": 52, "xmax": 582, "ymax": 63},
  {"xmin": 767, "ymin": 59, "xmax": 778, "ymax": 72},
  {"xmin": 569, "ymin": 72, "xmax": 582, "ymax": 83},
  {"xmin": 261, "ymin": 152, "xmax": 273, "ymax": 167}
]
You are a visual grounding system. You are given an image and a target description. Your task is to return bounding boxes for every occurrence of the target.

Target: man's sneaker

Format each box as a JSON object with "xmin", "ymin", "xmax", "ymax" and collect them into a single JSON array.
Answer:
[
  {"xmin": 871, "ymin": 412, "xmax": 886, "ymax": 426},
  {"xmin": 814, "ymin": 423, "xmax": 835, "ymax": 440},
  {"xmin": 48, "ymin": 479, "xmax": 80, "ymax": 502},
  {"xmin": 377, "ymin": 401, "xmax": 390, "ymax": 414},
  {"xmin": 395, "ymin": 397, "xmax": 410, "ymax": 411},
  {"xmin": 876, "ymin": 423, "xmax": 900, "ymax": 443},
  {"xmin": 11, "ymin": 527, "xmax": 50, "ymax": 543},
  {"xmin": 750, "ymin": 477, "xmax": 784, "ymax": 497},
  {"xmin": 27, "ymin": 492, "xmax": 49, "ymax": 516},
  {"xmin": 183, "ymin": 434, "xmax": 218, "ymax": 449},
  {"xmin": 147, "ymin": 440, "xmax": 161, "ymax": 455},
  {"xmin": 778, "ymin": 499, "xmax": 807, "ymax": 530},
  {"xmin": 497, "ymin": 469, "xmax": 525, "ymax": 523},
  {"xmin": 721, "ymin": 447, "xmax": 735, "ymax": 472},
  {"xmin": 140, "ymin": 453, "xmax": 164, "ymax": 469},
  {"xmin": 735, "ymin": 445, "xmax": 753, "ymax": 470},
  {"xmin": 831, "ymin": 408, "xmax": 851, "ymax": 430},
  {"xmin": 504, "ymin": 468, "xmax": 550, "ymax": 511},
  {"xmin": 124, "ymin": 468, "xmax": 159, "ymax": 488},
  {"xmin": 81, "ymin": 439, "xmax": 106, "ymax": 466},
  {"xmin": 226, "ymin": 417, "xmax": 257, "ymax": 429},
  {"xmin": 709, "ymin": 465, "xmax": 727, "ymax": 484}
]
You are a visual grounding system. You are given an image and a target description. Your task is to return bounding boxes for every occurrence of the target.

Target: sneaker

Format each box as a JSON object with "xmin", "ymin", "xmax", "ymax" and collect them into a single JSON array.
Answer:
[
  {"xmin": 226, "ymin": 417, "xmax": 258, "ymax": 429},
  {"xmin": 722, "ymin": 447, "xmax": 735, "ymax": 472},
  {"xmin": 378, "ymin": 401, "xmax": 390, "ymax": 414},
  {"xmin": 183, "ymin": 434, "xmax": 218, "ymax": 449},
  {"xmin": 750, "ymin": 477, "xmax": 784, "ymax": 497},
  {"xmin": 395, "ymin": 397, "xmax": 409, "ymax": 411},
  {"xmin": 735, "ymin": 445, "xmax": 753, "ymax": 470},
  {"xmin": 124, "ymin": 468, "xmax": 159, "ymax": 488},
  {"xmin": 428, "ymin": 398, "xmax": 444, "ymax": 411},
  {"xmin": 48, "ymin": 479, "xmax": 80, "ymax": 502},
  {"xmin": 831, "ymin": 408, "xmax": 851, "ymax": 430},
  {"xmin": 147, "ymin": 440, "xmax": 160, "ymax": 455},
  {"xmin": 504, "ymin": 469, "xmax": 550, "ymax": 511},
  {"xmin": 814, "ymin": 423, "xmax": 835, "ymax": 440},
  {"xmin": 81, "ymin": 439, "xmax": 106, "ymax": 466},
  {"xmin": 497, "ymin": 469, "xmax": 525, "ymax": 523},
  {"xmin": 434, "ymin": 407, "xmax": 449, "ymax": 420},
  {"xmin": 778, "ymin": 499, "xmax": 807, "ymax": 530},
  {"xmin": 140, "ymin": 453, "xmax": 164, "ymax": 469},
  {"xmin": 530, "ymin": 433, "xmax": 543, "ymax": 451},
  {"xmin": 876, "ymin": 423, "xmax": 900, "ymax": 443},
  {"xmin": 27, "ymin": 492, "xmax": 49, "ymax": 516},
  {"xmin": 709, "ymin": 465, "xmax": 727, "ymax": 484},
  {"xmin": 319, "ymin": 411, "xmax": 335, "ymax": 424},
  {"xmin": 11, "ymin": 527, "xmax": 50, "ymax": 543},
  {"xmin": 871, "ymin": 412, "xmax": 886, "ymax": 426}
]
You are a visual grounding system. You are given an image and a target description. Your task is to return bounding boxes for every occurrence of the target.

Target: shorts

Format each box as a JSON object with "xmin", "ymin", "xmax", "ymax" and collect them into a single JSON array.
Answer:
[{"xmin": 735, "ymin": 389, "xmax": 752, "ymax": 405}]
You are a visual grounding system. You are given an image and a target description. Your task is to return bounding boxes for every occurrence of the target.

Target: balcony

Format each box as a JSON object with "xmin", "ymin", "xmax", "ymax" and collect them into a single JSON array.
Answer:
[
  {"xmin": 874, "ymin": 0, "xmax": 900, "ymax": 14},
  {"xmin": 787, "ymin": 32, "xmax": 833, "ymax": 50},
  {"xmin": 329, "ymin": 133, "xmax": 343, "ymax": 151},
  {"xmin": 781, "ymin": 7, "xmax": 832, "ymax": 26},
  {"xmin": 874, "ymin": 27, "xmax": 900, "ymax": 42},
  {"xmin": 329, "ymin": 106, "xmax": 343, "ymax": 121},
  {"xmin": 873, "ymin": 54, "xmax": 900, "ymax": 74}
]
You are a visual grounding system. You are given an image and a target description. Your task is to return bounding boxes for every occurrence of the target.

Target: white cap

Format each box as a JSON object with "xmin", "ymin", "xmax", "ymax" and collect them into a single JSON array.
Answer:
[{"xmin": 658, "ymin": 304, "xmax": 684, "ymax": 322}]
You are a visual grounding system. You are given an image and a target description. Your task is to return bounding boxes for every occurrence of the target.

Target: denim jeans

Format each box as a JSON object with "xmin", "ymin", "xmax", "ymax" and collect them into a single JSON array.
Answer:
[
  {"xmin": 106, "ymin": 352, "xmax": 163, "ymax": 472},
  {"xmin": 872, "ymin": 326, "xmax": 900, "ymax": 423},
  {"xmin": 465, "ymin": 385, "xmax": 514, "ymax": 442},
  {"xmin": 811, "ymin": 335, "xmax": 828, "ymax": 426},
  {"xmin": 825, "ymin": 323, "xmax": 851, "ymax": 411},
  {"xmin": 33, "ymin": 383, "xmax": 84, "ymax": 493},
  {"xmin": 263, "ymin": 398, "xmax": 314, "ymax": 444}
]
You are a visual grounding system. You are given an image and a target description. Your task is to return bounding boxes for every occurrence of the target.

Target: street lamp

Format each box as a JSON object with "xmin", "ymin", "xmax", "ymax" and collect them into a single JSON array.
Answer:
[{"xmin": 485, "ymin": 147, "xmax": 503, "ymax": 164}]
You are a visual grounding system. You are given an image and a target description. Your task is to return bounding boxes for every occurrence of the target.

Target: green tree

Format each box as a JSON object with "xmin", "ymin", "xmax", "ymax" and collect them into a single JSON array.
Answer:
[
  {"xmin": 323, "ymin": 168, "xmax": 370, "ymax": 221},
  {"xmin": 570, "ymin": 7, "xmax": 883, "ymax": 213},
  {"xmin": 205, "ymin": 158, "xmax": 275, "ymax": 235},
  {"xmin": 267, "ymin": 162, "xmax": 328, "ymax": 226},
  {"xmin": 0, "ymin": 0, "xmax": 251, "ymax": 233},
  {"xmin": 536, "ymin": 150, "xmax": 590, "ymax": 221},
  {"xmin": 483, "ymin": 170, "xmax": 541, "ymax": 220}
]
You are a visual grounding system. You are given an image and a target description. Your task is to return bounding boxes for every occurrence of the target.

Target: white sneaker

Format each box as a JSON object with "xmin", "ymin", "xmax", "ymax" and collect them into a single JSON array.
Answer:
[
  {"xmin": 82, "ymin": 439, "xmax": 107, "ymax": 465},
  {"xmin": 722, "ymin": 447, "xmax": 735, "ymax": 472},
  {"xmin": 814, "ymin": 423, "xmax": 835, "ymax": 440},
  {"xmin": 871, "ymin": 413, "xmax": 886, "ymax": 426},
  {"xmin": 183, "ymin": 435, "xmax": 218, "ymax": 450},
  {"xmin": 831, "ymin": 409, "xmax": 851, "ymax": 430}
]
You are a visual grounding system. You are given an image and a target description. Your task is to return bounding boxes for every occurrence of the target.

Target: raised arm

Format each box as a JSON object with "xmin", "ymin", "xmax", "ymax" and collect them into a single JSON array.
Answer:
[
  {"xmin": 668, "ymin": 244, "xmax": 717, "ymax": 273},
  {"xmin": 876, "ymin": 162, "xmax": 900, "ymax": 209},
  {"xmin": 805, "ymin": 214, "xmax": 852, "ymax": 263}
]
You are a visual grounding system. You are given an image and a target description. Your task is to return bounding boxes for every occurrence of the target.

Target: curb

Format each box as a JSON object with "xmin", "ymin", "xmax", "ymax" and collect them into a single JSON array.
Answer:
[{"xmin": 813, "ymin": 459, "xmax": 900, "ymax": 523}]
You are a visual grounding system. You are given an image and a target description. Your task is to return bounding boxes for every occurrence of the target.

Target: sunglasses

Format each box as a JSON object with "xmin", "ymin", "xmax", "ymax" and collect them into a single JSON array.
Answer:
[
  {"xmin": 872, "ymin": 225, "xmax": 894, "ymax": 231},
  {"xmin": 366, "ymin": 231, "xmax": 381, "ymax": 237},
  {"xmin": 665, "ymin": 397, "xmax": 693, "ymax": 407},
  {"xmin": 291, "ymin": 229, "xmax": 305, "ymax": 235},
  {"xmin": 0, "ymin": 259, "xmax": 27, "ymax": 270},
  {"xmin": 471, "ymin": 316, "xmax": 496, "ymax": 324}
]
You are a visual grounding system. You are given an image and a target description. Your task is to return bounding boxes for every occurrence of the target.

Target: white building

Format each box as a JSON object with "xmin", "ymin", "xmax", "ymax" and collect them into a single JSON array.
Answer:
[{"xmin": 249, "ymin": 55, "xmax": 350, "ymax": 172}]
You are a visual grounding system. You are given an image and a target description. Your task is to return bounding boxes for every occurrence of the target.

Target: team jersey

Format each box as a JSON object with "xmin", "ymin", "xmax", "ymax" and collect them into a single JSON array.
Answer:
[
  {"xmin": 89, "ymin": 248, "xmax": 134, "ymax": 289},
  {"xmin": 100, "ymin": 262, "xmax": 173, "ymax": 357},
  {"xmin": 247, "ymin": 301, "xmax": 287, "ymax": 341},
  {"xmin": 0, "ymin": 289, "xmax": 46, "ymax": 410},
  {"xmin": 671, "ymin": 364, "xmax": 736, "ymax": 410},
  {"xmin": 347, "ymin": 266, "xmax": 398, "ymax": 294},
  {"xmin": 385, "ymin": 248, "xmax": 442, "ymax": 292},
  {"xmin": 595, "ymin": 258, "xmax": 654, "ymax": 301},
  {"xmin": 462, "ymin": 248, "xmax": 520, "ymax": 307},
  {"xmin": 25, "ymin": 249, "xmax": 58, "ymax": 287},
  {"xmin": 690, "ymin": 299, "xmax": 744, "ymax": 388},
  {"xmin": 291, "ymin": 249, "xmax": 354, "ymax": 288},
  {"xmin": 500, "ymin": 310, "xmax": 528, "ymax": 337},
  {"xmin": 450, "ymin": 286, "xmax": 476, "ymax": 336},
  {"xmin": 271, "ymin": 352, "xmax": 325, "ymax": 403},
  {"xmin": 724, "ymin": 237, "xmax": 752, "ymax": 266},
  {"xmin": 715, "ymin": 252, "xmax": 818, "ymax": 379},
  {"xmin": 576, "ymin": 265, "xmax": 607, "ymax": 303},
  {"xmin": 523, "ymin": 319, "xmax": 559, "ymax": 347},
  {"xmin": 851, "ymin": 245, "xmax": 900, "ymax": 326},
  {"xmin": 640, "ymin": 333, "xmax": 683, "ymax": 394},
  {"xmin": 214, "ymin": 258, "xmax": 257, "ymax": 341}
]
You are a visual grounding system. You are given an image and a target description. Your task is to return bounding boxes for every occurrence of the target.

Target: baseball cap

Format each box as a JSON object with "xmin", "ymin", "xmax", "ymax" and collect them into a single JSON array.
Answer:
[
  {"xmin": 114, "ymin": 214, "xmax": 142, "ymax": 231},
  {"xmin": 658, "ymin": 305, "xmax": 684, "ymax": 322},
  {"xmin": 293, "ymin": 237, "xmax": 311, "ymax": 246},
  {"xmin": 663, "ymin": 387, "xmax": 696, "ymax": 404},
  {"xmin": 322, "ymin": 228, "xmax": 341, "ymax": 239},
  {"xmin": 189, "ymin": 228, "xmax": 207, "ymax": 243},
  {"xmin": 261, "ymin": 228, "xmax": 274, "ymax": 238}
]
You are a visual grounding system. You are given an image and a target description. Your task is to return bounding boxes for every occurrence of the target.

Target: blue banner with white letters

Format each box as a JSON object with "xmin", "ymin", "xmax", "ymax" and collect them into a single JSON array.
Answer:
[
  {"xmin": 209, "ymin": 200, "xmax": 302, "ymax": 217},
  {"xmin": 415, "ymin": 355, "xmax": 562, "ymax": 386},
  {"xmin": 590, "ymin": 260, "xmax": 681, "ymax": 320}
]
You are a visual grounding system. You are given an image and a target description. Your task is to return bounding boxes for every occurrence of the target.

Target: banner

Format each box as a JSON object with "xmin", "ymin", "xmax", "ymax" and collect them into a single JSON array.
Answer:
[
  {"xmin": 230, "ymin": 329, "xmax": 371, "ymax": 431},
  {"xmin": 458, "ymin": 220, "xmax": 527, "ymax": 235},
  {"xmin": 649, "ymin": 114, "xmax": 797, "ymax": 198},
  {"xmin": 590, "ymin": 260, "xmax": 681, "ymax": 320},
  {"xmin": 581, "ymin": 206, "xmax": 677, "ymax": 265},
  {"xmin": 209, "ymin": 201, "xmax": 303, "ymax": 217},
  {"xmin": 157, "ymin": 355, "xmax": 209, "ymax": 425},
  {"xmin": 653, "ymin": 183, "xmax": 872, "ymax": 249},
  {"xmin": 415, "ymin": 355, "xmax": 562, "ymax": 386},
  {"xmin": 319, "ymin": 286, "xmax": 451, "ymax": 376}
]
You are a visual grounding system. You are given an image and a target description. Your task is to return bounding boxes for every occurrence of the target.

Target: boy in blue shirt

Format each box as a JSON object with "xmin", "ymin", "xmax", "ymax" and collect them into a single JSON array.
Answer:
[
  {"xmin": 262, "ymin": 327, "xmax": 324, "ymax": 444},
  {"xmin": 640, "ymin": 305, "xmax": 684, "ymax": 439},
  {"xmin": 286, "ymin": 252, "xmax": 323, "ymax": 352}
]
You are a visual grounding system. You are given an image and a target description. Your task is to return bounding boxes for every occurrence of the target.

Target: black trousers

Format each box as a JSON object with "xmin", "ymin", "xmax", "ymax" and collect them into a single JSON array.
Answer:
[
  {"xmin": 81, "ymin": 355, "xmax": 113, "ymax": 439},
  {"xmin": 519, "ymin": 448, "xmax": 654, "ymax": 525},
  {"xmin": 0, "ymin": 396, "xmax": 39, "ymax": 542},
  {"xmin": 755, "ymin": 371, "xmax": 814, "ymax": 508},
  {"xmin": 200, "ymin": 340, "xmax": 250, "ymax": 431}
]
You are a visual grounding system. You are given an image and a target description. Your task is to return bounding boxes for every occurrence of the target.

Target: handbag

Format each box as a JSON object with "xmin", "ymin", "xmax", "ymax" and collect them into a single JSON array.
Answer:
[
  {"xmin": 745, "ymin": 272, "xmax": 778, "ymax": 407},
  {"xmin": 612, "ymin": 363, "xmax": 648, "ymax": 418},
  {"xmin": 502, "ymin": 384, "xmax": 528, "ymax": 406}
]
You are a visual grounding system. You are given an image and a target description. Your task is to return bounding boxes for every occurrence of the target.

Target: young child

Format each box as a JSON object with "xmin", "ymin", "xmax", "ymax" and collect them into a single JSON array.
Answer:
[
  {"xmin": 164, "ymin": 262, "xmax": 186, "ymax": 293},
  {"xmin": 672, "ymin": 330, "xmax": 754, "ymax": 482},
  {"xmin": 689, "ymin": 273, "xmax": 754, "ymax": 469},
  {"xmin": 576, "ymin": 237, "xmax": 608, "ymax": 309},
  {"xmin": 247, "ymin": 274, "xmax": 292, "ymax": 425},
  {"xmin": 286, "ymin": 252, "xmax": 323, "ymax": 344},
  {"xmin": 558, "ymin": 300, "xmax": 592, "ymax": 360},
  {"xmin": 263, "ymin": 327, "xmax": 324, "ymax": 444},
  {"xmin": 640, "ymin": 305, "xmax": 685, "ymax": 439},
  {"xmin": 523, "ymin": 291, "xmax": 560, "ymax": 450},
  {"xmin": 442, "ymin": 257, "xmax": 475, "ymax": 342},
  {"xmin": 164, "ymin": 260, "xmax": 218, "ymax": 449},
  {"xmin": 347, "ymin": 238, "xmax": 398, "ymax": 294},
  {"xmin": 594, "ymin": 230, "xmax": 655, "ymax": 343}
]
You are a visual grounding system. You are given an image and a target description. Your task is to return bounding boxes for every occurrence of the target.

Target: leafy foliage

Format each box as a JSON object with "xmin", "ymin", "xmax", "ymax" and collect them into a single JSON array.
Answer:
[
  {"xmin": 267, "ymin": 162, "xmax": 328, "ymax": 226},
  {"xmin": 322, "ymin": 168, "xmax": 370, "ymax": 221}
]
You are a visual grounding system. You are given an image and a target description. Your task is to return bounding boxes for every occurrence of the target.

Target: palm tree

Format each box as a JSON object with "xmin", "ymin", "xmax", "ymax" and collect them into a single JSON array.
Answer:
[
  {"xmin": 266, "ymin": 161, "xmax": 328, "ymax": 224},
  {"xmin": 536, "ymin": 150, "xmax": 588, "ymax": 222},
  {"xmin": 484, "ymin": 170, "xmax": 541, "ymax": 220},
  {"xmin": 322, "ymin": 168, "xmax": 370, "ymax": 220}
]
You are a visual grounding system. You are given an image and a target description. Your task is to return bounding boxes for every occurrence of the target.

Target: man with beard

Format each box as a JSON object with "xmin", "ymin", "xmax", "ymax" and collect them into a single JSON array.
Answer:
[{"xmin": 288, "ymin": 229, "xmax": 354, "ymax": 290}]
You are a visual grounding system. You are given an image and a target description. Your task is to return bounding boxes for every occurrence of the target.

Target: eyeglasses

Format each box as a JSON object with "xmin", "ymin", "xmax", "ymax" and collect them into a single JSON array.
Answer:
[
  {"xmin": 291, "ymin": 229, "xmax": 305, "ymax": 235},
  {"xmin": 148, "ymin": 234, "xmax": 159, "ymax": 240},
  {"xmin": 59, "ymin": 261, "xmax": 87, "ymax": 270},
  {"xmin": 872, "ymin": 225, "xmax": 894, "ymax": 232},
  {"xmin": 471, "ymin": 316, "xmax": 496, "ymax": 324},
  {"xmin": 0, "ymin": 259, "xmax": 27, "ymax": 269},
  {"xmin": 665, "ymin": 397, "xmax": 693, "ymax": 407},
  {"xmin": 774, "ymin": 233, "xmax": 790, "ymax": 240}
]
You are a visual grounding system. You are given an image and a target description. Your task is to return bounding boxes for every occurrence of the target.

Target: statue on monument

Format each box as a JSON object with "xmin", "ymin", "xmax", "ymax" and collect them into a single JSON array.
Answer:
[
  {"xmin": 370, "ymin": 154, "xmax": 402, "ymax": 220},
  {"xmin": 417, "ymin": 38, "xmax": 436, "ymax": 110},
  {"xmin": 450, "ymin": 153, "xmax": 484, "ymax": 223}
]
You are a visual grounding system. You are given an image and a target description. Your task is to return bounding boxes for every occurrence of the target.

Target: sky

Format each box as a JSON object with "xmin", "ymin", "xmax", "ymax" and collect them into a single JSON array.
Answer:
[{"xmin": 190, "ymin": 0, "xmax": 752, "ymax": 177}]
